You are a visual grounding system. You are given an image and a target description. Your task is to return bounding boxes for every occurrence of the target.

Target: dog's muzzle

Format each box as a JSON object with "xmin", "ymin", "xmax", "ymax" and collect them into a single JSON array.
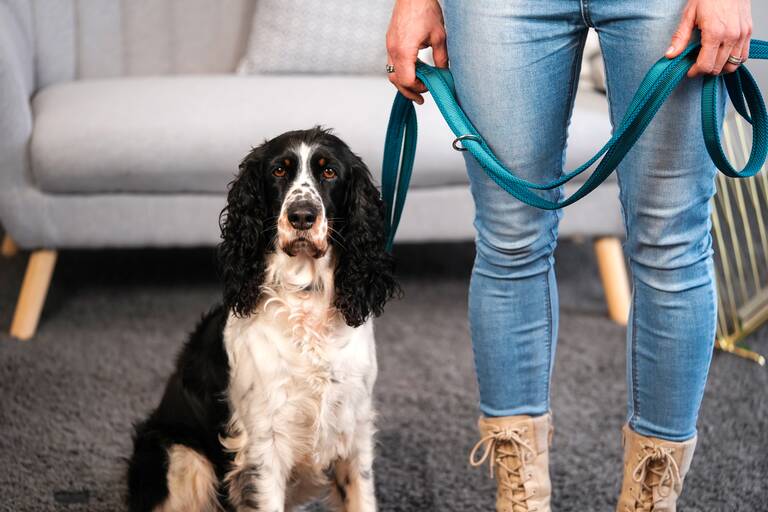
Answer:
[
  {"xmin": 279, "ymin": 201, "xmax": 328, "ymax": 257},
  {"xmin": 287, "ymin": 201, "xmax": 318, "ymax": 231}
]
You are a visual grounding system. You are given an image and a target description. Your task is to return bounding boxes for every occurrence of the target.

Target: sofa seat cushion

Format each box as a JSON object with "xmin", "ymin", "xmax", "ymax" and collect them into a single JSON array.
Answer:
[
  {"xmin": 30, "ymin": 75, "xmax": 612, "ymax": 195},
  {"xmin": 30, "ymin": 75, "xmax": 466, "ymax": 194}
]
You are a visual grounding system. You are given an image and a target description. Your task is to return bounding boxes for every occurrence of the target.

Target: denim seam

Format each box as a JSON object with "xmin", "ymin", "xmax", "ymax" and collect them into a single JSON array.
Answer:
[
  {"xmin": 599, "ymin": 30, "xmax": 617, "ymax": 146},
  {"xmin": 560, "ymin": 29, "xmax": 589, "ymax": 161},
  {"xmin": 544, "ymin": 269, "xmax": 553, "ymax": 411},
  {"xmin": 629, "ymin": 274, "xmax": 640, "ymax": 431},
  {"xmin": 466, "ymin": 272, "xmax": 485, "ymax": 414},
  {"xmin": 579, "ymin": 0, "xmax": 594, "ymax": 28},
  {"xmin": 552, "ymin": 28, "xmax": 586, "ymax": 231},
  {"xmin": 540, "ymin": 30, "xmax": 588, "ymax": 410},
  {"xmin": 596, "ymin": 30, "xmax": 631, "ymax": 236},
  {"xmin": 685, "ymin": 264, "xmax": 718, "ymax": 438}
]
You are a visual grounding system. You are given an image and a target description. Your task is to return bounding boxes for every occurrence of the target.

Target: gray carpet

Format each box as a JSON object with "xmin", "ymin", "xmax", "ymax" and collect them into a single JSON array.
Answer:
[{"xmin": 0, "ymin": 241, "xmax": 766, "ymax": 512}]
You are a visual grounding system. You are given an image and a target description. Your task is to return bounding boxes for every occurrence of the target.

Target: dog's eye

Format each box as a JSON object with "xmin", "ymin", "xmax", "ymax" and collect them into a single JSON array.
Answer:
[
  {"xmin": 322, "ymin": 168, "xmax": 337, "ymax": 180},
  {"xmin": 272, "ymin": 167, "xmax": 286, "ymax": 178}
]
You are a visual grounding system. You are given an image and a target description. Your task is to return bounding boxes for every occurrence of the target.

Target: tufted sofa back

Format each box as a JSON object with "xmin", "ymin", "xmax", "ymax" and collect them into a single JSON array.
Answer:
[{"xmin": 13, "ymin": 0, "xmax": 255, "ymax": 89}]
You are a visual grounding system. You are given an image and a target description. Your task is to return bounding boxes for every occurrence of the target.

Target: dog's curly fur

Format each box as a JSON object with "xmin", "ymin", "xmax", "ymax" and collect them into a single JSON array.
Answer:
[
  {"xmin": 128, "ymin": 127, "xmax": 398, "ymax": 512},
  {"xmin": 219, "ymin": 127, "xmax": 399, "ymax": 325}
]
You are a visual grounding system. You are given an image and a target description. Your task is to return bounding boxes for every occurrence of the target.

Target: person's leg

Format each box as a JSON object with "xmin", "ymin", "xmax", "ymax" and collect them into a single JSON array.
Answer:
[
  {"xmin": 441, "ymin": 3, "xmax": 586, "ymax": 510},
  {"xmin": 592, "ymin": 0, "xmax": 720, "ymax": 508},
  {"xmin": 593, "ymin": 0, "xmax": 718, "ymax": 444},
  {"xmin": 442, "ymin": 0, "xmax": 587, "ymax": 420}
]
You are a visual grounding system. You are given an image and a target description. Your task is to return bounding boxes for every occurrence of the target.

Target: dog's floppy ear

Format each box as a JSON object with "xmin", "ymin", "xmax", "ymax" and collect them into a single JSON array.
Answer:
[
  {"xmin": 334, "ymin": 154, "xmax": 400, "ymax": 327},
  {"xmin": 218, "ymin": 145, "xmax": 269, "ymax": 316}
]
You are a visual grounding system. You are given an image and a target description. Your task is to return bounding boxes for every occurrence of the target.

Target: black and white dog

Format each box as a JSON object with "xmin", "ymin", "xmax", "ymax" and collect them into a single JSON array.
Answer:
[{"xmin": 128, "ymin": 127, "xmax": 398, "ymax": 512}]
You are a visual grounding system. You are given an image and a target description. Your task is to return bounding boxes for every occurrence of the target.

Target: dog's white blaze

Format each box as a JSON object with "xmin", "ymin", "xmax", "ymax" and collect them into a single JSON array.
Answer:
[
  {"xmin": 297, "ymin": 142, "xmax": 314, "ymax": 186},
  {"xmin": 278, "ymin": 142, "xmax": 329, "ymax": 251},
  {"xmin": 221, "ymin": 249, "xmax": 378, "ymax": 509},
  {"xmin": 285, "ymin": 142, "xmax": 321, "ymax": 201}
]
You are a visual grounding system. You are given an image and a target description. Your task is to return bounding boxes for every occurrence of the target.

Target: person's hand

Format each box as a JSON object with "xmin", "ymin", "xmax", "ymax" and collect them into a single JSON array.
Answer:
[
  {"xmin": 386, "ymin": 0, "xmax": 449, "ymax": 104},
  {"xmin": 665, "ymin": 0, "xmax": 752, "ymax": 77}
]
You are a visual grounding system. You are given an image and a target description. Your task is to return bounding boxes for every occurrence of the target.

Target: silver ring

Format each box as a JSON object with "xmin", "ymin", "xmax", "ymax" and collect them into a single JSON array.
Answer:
[
  {"xmin": 727, "ymin": 55, "xmax": 744, "ymax": 66},
  {"xmin": 452, "ymin": 134, "xmax": 482, "ymax": 151},
  {"xmin": 386, "ymin": 64, "xmax": 396, "ymax": 74}
]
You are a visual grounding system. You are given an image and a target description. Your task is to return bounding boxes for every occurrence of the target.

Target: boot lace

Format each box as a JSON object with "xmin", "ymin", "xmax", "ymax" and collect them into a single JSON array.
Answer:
[
  {"xmin": 469, "ymin": 426, "xmax": 538, "ymax": 512},
  {"xmin": 625, "ymin": 442, "xmax": 682, "ymax": 512}
]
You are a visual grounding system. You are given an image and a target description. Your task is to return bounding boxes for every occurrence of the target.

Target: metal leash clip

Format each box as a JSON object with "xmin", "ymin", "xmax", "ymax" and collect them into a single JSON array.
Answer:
[{"xmin": 452, "ymin": 134, "xmax": 482, "ymax": 151}]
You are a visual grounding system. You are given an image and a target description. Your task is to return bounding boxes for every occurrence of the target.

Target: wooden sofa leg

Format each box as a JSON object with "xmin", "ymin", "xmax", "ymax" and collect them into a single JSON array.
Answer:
[
  {"xmin": 1, "ymin": 234, "xmax": 18, "ymax": 257},
  {"xmin": 10, "ymin": 250, "xmax": 57, "ymax": 340},
  {"xmin": 594, "ymin": 237, "xmax": 631, "ymax": 326}
]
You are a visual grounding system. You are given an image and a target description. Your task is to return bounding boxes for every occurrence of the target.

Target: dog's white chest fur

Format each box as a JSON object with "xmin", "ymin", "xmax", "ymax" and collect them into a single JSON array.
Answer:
[
  {"xmin": 220, "ymin": 251, "xmax": 378, "ymax": 507},
  {"xmin": 223, "ymin": 310, "xmax": 376, "ymax": 467}
]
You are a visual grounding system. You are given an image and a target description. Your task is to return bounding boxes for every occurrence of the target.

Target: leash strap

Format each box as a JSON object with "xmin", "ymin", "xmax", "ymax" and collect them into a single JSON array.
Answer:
[{"xmin": 382, "ymin": 39, "xmax": 768, "ymax": 250}]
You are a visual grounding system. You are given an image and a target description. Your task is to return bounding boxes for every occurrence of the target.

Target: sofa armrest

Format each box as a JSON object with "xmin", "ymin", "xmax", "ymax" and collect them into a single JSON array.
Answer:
[{"xmin": 0, "ymin": 0, "xmax": 36, "ymax": 223}]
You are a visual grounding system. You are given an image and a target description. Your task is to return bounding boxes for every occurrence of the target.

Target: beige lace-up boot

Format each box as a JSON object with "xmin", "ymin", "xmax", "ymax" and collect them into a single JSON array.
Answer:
[
  {"xmin": 469, "ymin": 414, "xmax": 553, "ymax": 512},
  {"xmin": 616, "ymin": 425, "xmax": 697, "ymax": 512}
]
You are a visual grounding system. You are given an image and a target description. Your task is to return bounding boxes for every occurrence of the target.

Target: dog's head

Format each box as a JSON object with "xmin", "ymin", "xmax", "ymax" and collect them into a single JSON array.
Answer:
[{"xmin": 219, "ymin": 127, "xmax": 398, "ymax": 327}]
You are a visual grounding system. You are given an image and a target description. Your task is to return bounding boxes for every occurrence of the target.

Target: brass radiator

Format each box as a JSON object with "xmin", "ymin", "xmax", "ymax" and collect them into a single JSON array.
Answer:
[{"xmin": 711, "ymin": 111, "xmax": 768, "ymax": 365}]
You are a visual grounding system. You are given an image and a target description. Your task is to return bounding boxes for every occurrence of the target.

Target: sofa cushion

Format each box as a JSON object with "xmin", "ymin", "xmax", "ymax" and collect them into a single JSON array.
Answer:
[
  {"xmin": 30, "ymin": 75, "xmax": 468, "ymax": 194},
  {"xmin": 30, "ymin": 75, "xmax": 612, "ymax": 195},
  {"xmin": 237, "ymin": 0, "xmax": 391, "ymax": 75},
  {"xmin": 30, "ymin": 0, "xmax": 255, "ymax": 88}
]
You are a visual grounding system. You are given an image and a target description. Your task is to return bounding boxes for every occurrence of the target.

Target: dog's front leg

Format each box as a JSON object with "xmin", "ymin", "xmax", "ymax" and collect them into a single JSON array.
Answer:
[
  {"xmin": 228, "ymin": 438, "xmax": 291, "ymax": 512},
  {"xmin": 253, "ymin": 438, "xmax": 292, "ymax": 512},
  {"xmin": 329, "ymin": 419, "xmax": 377, "ymax": 512}
]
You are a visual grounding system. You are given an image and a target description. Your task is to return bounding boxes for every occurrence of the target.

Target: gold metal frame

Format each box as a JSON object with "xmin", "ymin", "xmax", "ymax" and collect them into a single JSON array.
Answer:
[{"xmin": 711, "ymin": 111, "xmax": 768, "ymax": 366}]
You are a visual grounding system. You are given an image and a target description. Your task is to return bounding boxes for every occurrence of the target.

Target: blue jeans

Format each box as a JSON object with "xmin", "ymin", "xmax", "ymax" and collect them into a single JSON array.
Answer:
[{"xmin": 442, "ymin": 0, "xmax": 719, "ymax": 442}]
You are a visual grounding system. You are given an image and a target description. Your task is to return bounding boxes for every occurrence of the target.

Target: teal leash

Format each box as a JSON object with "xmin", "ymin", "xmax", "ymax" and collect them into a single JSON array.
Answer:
[{"xmin": 381, "ymin": 39, "xmax": 768, "ymax": 251}]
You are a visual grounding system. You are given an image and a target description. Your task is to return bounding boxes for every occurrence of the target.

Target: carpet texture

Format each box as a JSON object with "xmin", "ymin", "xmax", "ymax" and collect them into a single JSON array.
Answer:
[{"xmin": 0, "ymin": 241, "xmax": 766, "ymax": 511}]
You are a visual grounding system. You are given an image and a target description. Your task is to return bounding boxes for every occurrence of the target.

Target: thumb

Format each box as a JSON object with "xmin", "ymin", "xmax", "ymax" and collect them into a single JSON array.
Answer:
[
  {"xmin": 431, "ymin": 30, "xmax": 449, "ymax": 68},
  {"xmin": 666, "ymin": 8, "xmax": 695, "ymax": 58}
]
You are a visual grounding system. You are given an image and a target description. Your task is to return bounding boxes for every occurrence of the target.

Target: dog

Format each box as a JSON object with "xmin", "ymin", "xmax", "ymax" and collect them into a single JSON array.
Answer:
[{"xmin": 127, "ymin": 127, "xmax": 398, "ymax": 512}]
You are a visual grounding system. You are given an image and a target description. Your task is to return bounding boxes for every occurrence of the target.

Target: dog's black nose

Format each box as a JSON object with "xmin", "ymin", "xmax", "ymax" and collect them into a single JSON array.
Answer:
[{"xmin": 287, "ymin": 203, "xmax": 318, "ymax": 230}]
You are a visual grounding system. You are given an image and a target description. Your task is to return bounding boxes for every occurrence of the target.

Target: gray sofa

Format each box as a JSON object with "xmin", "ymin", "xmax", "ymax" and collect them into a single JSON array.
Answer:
[{"xmin": 1, "ymin": 0, "xmax": 628, "ymax": 339}]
